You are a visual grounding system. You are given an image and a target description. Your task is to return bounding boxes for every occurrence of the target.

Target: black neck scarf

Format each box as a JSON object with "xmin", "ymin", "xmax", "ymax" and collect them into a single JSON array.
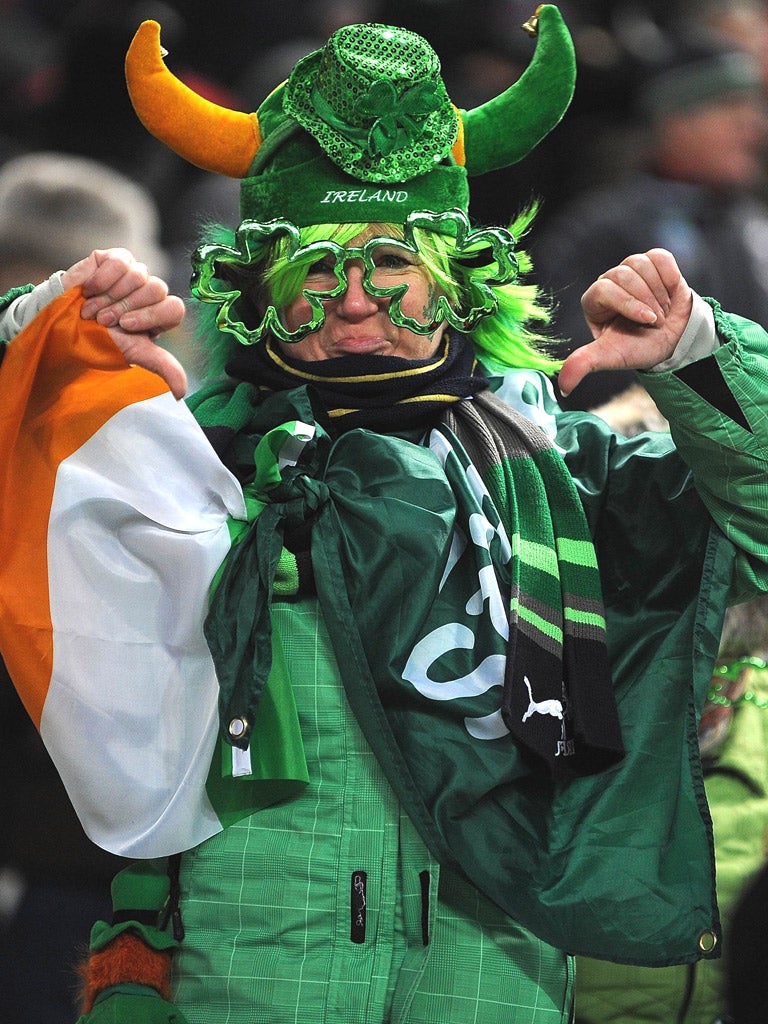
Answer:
[{"xmin": 225, "ymin": 332, "xmax": 489, "ymax": 435}]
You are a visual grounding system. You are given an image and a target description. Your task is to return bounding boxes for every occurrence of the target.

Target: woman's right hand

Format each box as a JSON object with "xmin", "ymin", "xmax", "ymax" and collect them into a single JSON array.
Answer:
[{"xmin": 63, "ymin": 248, "xmax": 189, "ymax": 399}]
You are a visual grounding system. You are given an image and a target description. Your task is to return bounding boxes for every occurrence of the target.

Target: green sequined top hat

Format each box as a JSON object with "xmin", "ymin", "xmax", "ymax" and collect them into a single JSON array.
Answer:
[
  {"xmin": 125, "ymin": 6, "xmax": 576, "ymax": 227},
  {"xmin": 282, "ymin": 23, "xmax": 456, "ymax": 183}
]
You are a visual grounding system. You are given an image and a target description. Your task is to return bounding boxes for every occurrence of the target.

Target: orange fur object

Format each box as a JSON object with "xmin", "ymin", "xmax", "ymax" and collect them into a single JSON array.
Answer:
[
  {"xmin": 450, "ymin": 105, "xmax": 466, "ymax": 167},
  {"xmin": 125, "ymin": 20, "xmax": 261, "ymax": 178},
  {"xmin": 78, "ymin": 932, "xmax": 173, "ymax": 1014}
]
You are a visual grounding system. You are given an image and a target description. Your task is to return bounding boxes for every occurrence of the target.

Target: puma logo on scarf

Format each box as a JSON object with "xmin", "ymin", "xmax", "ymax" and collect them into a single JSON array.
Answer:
[{"xmin": 521, "ymin": 675, "xmax": 564, "ymax": 723}]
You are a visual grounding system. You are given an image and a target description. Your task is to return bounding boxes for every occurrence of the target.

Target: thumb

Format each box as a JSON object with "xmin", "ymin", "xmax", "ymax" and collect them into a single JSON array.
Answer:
[
  {"xmin": 109, "ymin": 329, "xmax": 189, "ymax": 400},
  {"xmin": 557, "ymin": 342, "xmax": 616, "ymax": 397}
]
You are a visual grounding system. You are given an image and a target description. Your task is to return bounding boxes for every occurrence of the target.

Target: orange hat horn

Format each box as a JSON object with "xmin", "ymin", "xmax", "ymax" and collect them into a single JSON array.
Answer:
[{"xmin": 125, "ymin": 21, "xmax": 262, "ymax": 178}]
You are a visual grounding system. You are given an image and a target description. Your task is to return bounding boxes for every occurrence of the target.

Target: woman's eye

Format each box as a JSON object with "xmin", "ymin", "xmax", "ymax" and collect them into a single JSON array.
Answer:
[
  {"xmin": 372, "ymin": 251, "xmax": 414, "ymax": 271},
  {"xmin": 305, "ymin": 257, "xmax": 336, "ymax": 277}
]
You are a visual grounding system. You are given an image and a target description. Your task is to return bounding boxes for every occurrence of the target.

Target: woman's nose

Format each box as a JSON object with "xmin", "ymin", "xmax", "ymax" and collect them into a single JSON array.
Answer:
[{"xmin": 334, "ymin": 263, "xmax": 381, "ymax": 319}]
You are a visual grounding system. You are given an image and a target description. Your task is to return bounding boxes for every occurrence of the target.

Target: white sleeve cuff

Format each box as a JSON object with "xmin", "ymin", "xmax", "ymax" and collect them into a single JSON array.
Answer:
[
  {"xmin": 0, "ymin": 271, "xmax": 67, "ymax": 341},
  {"xmin": 647, "ymin": 293, "xmax": 717, "ymax": 373}
]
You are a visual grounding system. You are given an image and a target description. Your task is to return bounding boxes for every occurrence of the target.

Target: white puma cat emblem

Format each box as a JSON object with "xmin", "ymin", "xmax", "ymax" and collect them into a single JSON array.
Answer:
[{"xmin": 521, "ymin": 675, "xmax": 564, "ymax": 723}]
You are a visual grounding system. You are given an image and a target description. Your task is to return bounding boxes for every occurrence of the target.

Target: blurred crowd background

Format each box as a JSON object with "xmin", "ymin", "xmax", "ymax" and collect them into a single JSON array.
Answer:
[
  {"xmin": 4, "ymin": 2, "xmax": 768, "ymax": 1023},
  {"xmin": 4, "ymin": 0, "xmax": 768, "ymax": 298}
]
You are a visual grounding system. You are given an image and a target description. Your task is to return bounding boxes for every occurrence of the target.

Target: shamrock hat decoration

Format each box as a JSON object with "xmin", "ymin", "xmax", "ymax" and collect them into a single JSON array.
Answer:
[
  {"xmin": 282, "ymin": 22, "xmax": 456, "ymax": 183},
  {"xmin": 125, "ymin": 5, "xmax": 576, "ymax": 227}
]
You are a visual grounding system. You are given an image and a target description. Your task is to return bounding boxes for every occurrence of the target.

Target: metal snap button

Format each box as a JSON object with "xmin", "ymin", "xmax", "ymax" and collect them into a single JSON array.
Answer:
[
  {"xmin": 228, "ymin": 716, "xmax": 249, "ymax": 740},
  {"xmin": 698, "ymin": 930, "xmax": 718, "ymax": 953}
]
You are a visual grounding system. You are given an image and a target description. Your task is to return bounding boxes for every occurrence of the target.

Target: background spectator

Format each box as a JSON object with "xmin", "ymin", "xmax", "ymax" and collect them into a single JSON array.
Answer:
[{"xmin": 532, "ymin": 30, "xmax": 768, "ymax": 410}]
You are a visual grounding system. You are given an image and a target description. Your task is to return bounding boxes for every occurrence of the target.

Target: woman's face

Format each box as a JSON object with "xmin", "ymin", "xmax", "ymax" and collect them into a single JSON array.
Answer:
[{"xmin": 278, "ymin": 238, "xmax": 447, "ymax": 362}]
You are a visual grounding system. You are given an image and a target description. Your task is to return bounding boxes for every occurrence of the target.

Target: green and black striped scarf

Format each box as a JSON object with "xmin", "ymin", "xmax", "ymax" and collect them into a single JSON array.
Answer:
[{"xmin": 444, "ymin": 390, "xmax": 622, "ymax": 772}]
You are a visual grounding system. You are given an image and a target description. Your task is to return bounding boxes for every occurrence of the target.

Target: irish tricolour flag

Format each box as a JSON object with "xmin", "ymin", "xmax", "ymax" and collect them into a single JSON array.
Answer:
[{"xmin": 0, "ymin": 288, "xmax": 247, "ymax": 857}]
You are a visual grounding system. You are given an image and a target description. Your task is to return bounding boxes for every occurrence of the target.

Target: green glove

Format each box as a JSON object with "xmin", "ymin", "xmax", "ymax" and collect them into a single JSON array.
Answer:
[{"xmin": 76, "ymin": 984, "xmax": 190, "ymax": 1024}]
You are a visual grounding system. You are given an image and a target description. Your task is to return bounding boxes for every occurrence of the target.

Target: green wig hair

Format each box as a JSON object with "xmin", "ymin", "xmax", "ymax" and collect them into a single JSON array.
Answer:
[{"xmin": 191, "ymin": 207, "xmax": 563, "ymax": 382}]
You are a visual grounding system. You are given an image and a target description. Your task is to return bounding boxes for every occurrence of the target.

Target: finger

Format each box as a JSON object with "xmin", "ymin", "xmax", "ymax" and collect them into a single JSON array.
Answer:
[
  {"xmin": 584, "ymin": 248, "xmax": 685, "ymax": 331},
  {"xmin": 82, "ymin": 280, "xmax": 175, "ymax": 328},
  {"xmin": 80, "ymin": 267, "xmax": 157, "ymax": 321},
  {"xmin": 72, "ymin": 248, "xmax": 141, "ymax": 298},
  {"xmin": 60, "ymin": 252, "xmax": 99, "ymax": 289},
  {"xmin": 582, "ymin": 276, "xmax": 660, "ymax": 333},
  {"xmin": 116, "ymin": 294, "xmax": 187, "ymax": 336},
  {"xmin": 560, "ymin": 304, "xmax": 689, "ymax": 397},
  {"xmin": 643, "ymin": 247, "xmax": 683, "ymax": 280},
  {"xmin": 109, "ymin": 329, "xmax": 189, "ymax": 400},
  {"xmin": 598, "ymin": 248, "xmax": 684, "ymax": 314},
  {"xmin": 607, "ymin": 255, "xmax": 668, "ymax": 313}
]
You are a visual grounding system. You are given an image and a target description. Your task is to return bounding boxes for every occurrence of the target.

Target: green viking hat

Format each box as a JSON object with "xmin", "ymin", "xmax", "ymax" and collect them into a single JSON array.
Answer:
[{"xmin": 125, "ymin": 6, "xmax": 576, "ymax": 228}]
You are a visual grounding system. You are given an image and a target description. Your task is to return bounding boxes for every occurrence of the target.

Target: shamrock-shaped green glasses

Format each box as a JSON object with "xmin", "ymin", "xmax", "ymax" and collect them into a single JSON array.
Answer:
[{"xmin": 191, "ymin": 208, "xmax": 520, "ymax": 346}]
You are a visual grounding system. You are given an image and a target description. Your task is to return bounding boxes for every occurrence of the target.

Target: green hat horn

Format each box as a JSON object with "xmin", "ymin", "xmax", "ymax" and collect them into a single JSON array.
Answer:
[{"xmin": 457, "ymin": 5, "xmax": 576, "ymax": 175}]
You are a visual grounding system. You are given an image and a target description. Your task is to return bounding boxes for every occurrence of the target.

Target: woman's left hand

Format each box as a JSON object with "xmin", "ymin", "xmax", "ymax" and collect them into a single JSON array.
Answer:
[{"xmin": 558, "ymin": 248, "xmax": 693, "ymax": 397}]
